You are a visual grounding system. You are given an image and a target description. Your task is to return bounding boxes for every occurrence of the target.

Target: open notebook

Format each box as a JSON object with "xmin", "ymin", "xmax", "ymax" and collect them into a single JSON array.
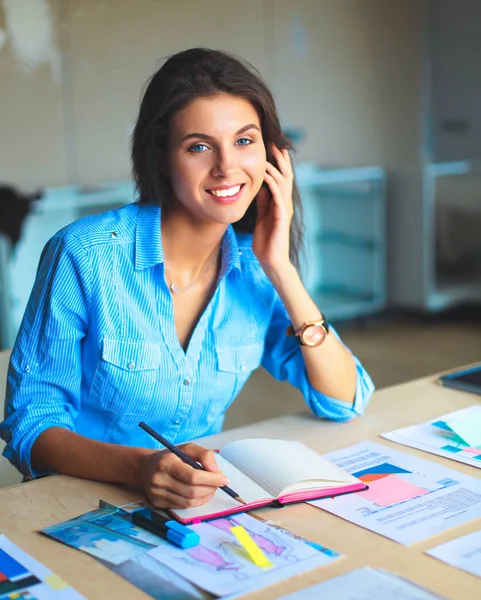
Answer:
[{"xmin": 170, "ymin": 438, "xmax": 368, "ymax": 524}]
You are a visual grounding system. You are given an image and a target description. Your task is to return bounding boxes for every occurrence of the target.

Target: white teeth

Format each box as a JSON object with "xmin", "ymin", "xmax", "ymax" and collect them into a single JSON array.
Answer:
[{"xmin": 210, "ymin": 185, "xmax": 241, "ymax": 198}]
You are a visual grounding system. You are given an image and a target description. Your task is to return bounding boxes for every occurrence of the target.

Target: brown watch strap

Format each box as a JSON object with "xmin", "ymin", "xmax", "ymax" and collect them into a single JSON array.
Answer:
[{"xmin": 286, "ymin": 316, "xmax": 329, "ymax": 337}]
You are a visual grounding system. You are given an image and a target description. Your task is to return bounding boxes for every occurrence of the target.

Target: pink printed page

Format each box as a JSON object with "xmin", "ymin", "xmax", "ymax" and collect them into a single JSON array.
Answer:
[{"xmin": 357, "ymin": 474, "xmax": 428, "ymax": 507}]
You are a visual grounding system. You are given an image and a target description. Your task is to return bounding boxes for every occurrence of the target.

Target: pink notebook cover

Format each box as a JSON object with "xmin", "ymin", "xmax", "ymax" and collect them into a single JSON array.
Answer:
[{"xmin": 171, "ymin": 481, "xmax": 368, "ymax": 524}]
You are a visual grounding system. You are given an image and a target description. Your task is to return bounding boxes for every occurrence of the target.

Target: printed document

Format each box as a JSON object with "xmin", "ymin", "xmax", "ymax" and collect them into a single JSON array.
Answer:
[{"xmin": 309, "ymin": 441, "xmax": 481, "ymax": 545}]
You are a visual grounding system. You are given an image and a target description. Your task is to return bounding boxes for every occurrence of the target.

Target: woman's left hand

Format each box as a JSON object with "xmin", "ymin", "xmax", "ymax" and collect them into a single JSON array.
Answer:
[{"xmin": 252, "ymin": 145, "xmax": 294, "ymax": 274}]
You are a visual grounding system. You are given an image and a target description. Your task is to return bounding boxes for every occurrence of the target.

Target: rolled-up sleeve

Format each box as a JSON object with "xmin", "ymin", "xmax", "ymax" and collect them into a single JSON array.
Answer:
[
  {"xmin": 0, "ymin": 230, "xmax": 90, "ymax": 477},
  {"xmin": 261, "ymin": 296, "xmax": 375, "ymax": 421}
]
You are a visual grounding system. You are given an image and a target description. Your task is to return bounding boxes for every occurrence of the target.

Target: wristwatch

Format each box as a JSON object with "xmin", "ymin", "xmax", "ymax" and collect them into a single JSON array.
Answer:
[{"xmin": 286, "ymin": 315, "xmax": 330, "ymax": 347}]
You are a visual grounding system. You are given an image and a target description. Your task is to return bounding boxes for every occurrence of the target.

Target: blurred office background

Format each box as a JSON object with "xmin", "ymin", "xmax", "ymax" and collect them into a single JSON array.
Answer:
[{"xmin": 1, "ymin": 0, "xmax": 481, "ymax": 474}]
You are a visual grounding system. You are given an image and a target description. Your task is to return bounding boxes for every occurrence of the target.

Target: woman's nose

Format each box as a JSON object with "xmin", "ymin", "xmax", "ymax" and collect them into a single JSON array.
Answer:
[{"xmin": 211, "ymin": 147, "xmax": 237, "ymax": 178}]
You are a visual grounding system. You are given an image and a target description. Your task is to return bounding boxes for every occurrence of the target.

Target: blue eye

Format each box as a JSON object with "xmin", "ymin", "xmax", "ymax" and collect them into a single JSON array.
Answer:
[
  {"xmin": 189, "ymin": 143, "xmax": 208, "ymax": 153},
  {"xmin": 236, "ymin": 137, "xmax": 253, "ymax": 146}
]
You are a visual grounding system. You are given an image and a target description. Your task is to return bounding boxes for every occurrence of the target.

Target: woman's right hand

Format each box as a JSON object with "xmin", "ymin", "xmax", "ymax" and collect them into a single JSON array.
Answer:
[{"xmin": 138, "ymin": 443, "xmax": 229, "ymax": 509}]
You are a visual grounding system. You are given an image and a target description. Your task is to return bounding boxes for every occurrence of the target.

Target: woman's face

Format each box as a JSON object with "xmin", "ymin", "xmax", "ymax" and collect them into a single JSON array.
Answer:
[{"xmin": 166, "ymin": 93, "xmax": 267, "ymax": 226}]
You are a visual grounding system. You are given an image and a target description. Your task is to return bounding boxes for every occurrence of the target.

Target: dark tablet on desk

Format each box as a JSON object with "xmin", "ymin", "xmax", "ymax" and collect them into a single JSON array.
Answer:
[{"xmin": 439, "ymin": 365, "xmax": 481, "ymax": 396}]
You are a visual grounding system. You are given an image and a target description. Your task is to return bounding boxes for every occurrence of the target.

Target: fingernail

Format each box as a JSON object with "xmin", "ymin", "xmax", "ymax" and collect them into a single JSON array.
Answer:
[{"xmin": 220, "ymin": 477, "xmax": 230, "ymax": 486}]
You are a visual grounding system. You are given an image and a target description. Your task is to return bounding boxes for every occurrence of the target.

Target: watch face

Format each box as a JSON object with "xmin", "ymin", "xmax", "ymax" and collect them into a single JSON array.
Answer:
[{"xmin": 301, "ymin": 324, "xmax": 326, "ymax": 347}]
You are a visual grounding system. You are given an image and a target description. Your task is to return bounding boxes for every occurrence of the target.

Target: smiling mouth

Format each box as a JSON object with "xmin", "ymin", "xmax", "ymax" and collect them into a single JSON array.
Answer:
[{"xmin": 206, "ymin": 184, "xmax": 245, "ymax": 198}]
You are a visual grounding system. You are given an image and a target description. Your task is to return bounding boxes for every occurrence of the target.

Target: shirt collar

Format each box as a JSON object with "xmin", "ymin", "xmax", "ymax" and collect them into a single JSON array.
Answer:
[
  {"xmin": 135, "ymin": 204, "xmax": 164, "ymax": 270},
  {"xmin": 220, "ymin": 224, "xmax": 242, "ymax": 277},
  {"xmin": 134, "ymin": 203, "xmax": 242, "ymax": 274}
]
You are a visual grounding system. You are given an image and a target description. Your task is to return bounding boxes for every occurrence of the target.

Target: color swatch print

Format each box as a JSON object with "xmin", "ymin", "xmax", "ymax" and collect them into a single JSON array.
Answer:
[
  {"xmin": 353, "ymin": 463, "xmax": 429, "ymax": 507},
  {"xmin": 0, "ymin": 536, "xmax": 84, "ymax": 599}
]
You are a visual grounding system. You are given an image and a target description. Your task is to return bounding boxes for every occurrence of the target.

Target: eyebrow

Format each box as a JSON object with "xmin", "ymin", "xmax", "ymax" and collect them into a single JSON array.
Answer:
[{"xmin": 181, "ymin": 123, "xmax": 261, "ymax": 143}]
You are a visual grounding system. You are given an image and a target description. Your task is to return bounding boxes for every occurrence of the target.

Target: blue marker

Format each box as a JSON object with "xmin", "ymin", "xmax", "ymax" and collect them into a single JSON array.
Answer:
[{"xmin": 131, "ymin": 508, "xmax": 200, "ymax": 549}]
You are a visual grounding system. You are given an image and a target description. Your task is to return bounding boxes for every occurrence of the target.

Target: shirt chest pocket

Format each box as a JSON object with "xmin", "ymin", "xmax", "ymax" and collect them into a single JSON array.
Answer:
[
  {"xmin": 214, "ymin": 343, "xmax": 264, "ymax": 410},
  {"xmin": 89, "ymin": 338, "xmax": 162, "ymax": 415},
  {"xmin": 102, "ymin": 338, "xmax": 162, "ymax": 372}
]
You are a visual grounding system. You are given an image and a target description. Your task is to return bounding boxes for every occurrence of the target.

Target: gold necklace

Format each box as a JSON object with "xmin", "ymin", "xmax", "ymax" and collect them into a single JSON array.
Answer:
[{"xmin": 166, "ymin": 253, "xmax": 219, "ymax": 294}]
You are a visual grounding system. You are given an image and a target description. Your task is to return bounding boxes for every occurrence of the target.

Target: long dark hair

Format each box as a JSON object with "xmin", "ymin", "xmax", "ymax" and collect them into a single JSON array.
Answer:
[{"xmin": 131, "ymin": 47, "xmax": 303, "ymax": 268}]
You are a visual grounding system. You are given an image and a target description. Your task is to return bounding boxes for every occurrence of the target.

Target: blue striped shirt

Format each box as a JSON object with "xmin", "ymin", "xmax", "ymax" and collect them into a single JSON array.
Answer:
[{"xmin": 1, "ymin": 203, "xmax": 374, "ymax": 477}]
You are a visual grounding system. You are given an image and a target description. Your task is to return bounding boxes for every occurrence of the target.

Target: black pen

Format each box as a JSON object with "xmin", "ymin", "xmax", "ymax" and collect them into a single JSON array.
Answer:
[{"xmin": 139, "ymin": 421, "xmax": 246, "ymax": 504}]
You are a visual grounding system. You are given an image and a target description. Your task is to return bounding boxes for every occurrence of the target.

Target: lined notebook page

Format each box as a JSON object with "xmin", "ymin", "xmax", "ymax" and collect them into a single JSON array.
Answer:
[
  {"xmin": 220, "ymin": 439, "xmax": 357, "ymax": 498},
  {"xmin": 173, "ymin": 454, "xmax": 272, "ymax": 521}
]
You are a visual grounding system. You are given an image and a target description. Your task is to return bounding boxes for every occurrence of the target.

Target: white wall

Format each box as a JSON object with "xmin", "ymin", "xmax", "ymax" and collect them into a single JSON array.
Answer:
[
  {"xmin": 0, "ymin": 0, "xmax": 426, "ymax": 307},
  {"xmin": 430, "ymin": 0, "xmax": 481, "ymax": 162},
  {"xmin": 0, "ymin": 0, "xmax": 424, "ymax": 183}
]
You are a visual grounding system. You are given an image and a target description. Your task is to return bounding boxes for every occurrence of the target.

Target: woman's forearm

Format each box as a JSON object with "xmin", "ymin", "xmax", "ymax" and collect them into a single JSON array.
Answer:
[
  {"xmin": 266, "ymin": 264, "xmax": 357, "ymax": 403},
  {"xmin": 31, "ymin": 426, "xmax": 151, "ymax": 486}
]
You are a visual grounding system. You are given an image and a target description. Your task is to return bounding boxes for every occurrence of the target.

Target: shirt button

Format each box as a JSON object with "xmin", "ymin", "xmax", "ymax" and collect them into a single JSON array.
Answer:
[
  {"xmin": 173, "ymin": 419, "xmax": 181, "ymax": 425},
  {"xmin": 24, "ymin": 365, "xmax": 30, "ymax": 373},
  {"xmin": 238, "ymin": 250, "xmax": 242, "ymax": 255},
  {"xmin": 127, "ymin": 362, "xmax": 135, "ymax": 370},
  {"xmin": 239, "ymin": 362, "xmax": 247, "ymax": 372},
  {"xmin": 110, "ymin": 231, "xmax": 117, "ymax": 238},
  {"xmin": 183, "ymin": 378, "xmax": 191, "ymax": 386}
]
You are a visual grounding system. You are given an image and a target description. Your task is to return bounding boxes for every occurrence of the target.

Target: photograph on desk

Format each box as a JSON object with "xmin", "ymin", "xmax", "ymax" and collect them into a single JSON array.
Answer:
[
  {"xmin": 42, "ymin": 505, "xmax": 179, "ymax": 564},
  {"xmin": 309, "ymin": 441, "xmax": 481, "ymax": 545},
  {"xmin": 42, "ymin": 502, "xmax": 211, "ymax": 600}
]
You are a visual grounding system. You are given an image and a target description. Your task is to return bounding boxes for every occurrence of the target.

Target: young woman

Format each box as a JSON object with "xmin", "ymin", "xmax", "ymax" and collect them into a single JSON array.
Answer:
[{"xmin": 1, "ymin": 48, "xmax": 374, "ymax": 509}]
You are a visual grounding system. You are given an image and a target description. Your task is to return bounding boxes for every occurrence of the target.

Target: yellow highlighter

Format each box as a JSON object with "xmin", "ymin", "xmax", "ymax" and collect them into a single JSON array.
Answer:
[{"xmin": 231, "ymin": 525, "xmax": 274, "ymax": 569}]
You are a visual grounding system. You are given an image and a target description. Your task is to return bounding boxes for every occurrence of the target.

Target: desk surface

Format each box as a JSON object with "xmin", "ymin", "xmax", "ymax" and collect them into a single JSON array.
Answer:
[{"xmin": 0, "ymin": 373, "xmax": 480, "ymax": 599}]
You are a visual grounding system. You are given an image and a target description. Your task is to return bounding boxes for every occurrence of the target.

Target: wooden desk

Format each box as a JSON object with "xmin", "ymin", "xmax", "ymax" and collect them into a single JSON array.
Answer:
[{"xmin": 0, "ymin": 374, "xmax": 480, "ymax": 599}]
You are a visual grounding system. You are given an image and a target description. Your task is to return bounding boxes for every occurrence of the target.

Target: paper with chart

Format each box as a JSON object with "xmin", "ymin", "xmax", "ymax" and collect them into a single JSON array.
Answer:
[
  {"xmin": 446, "ymin": 410, "xmax": 481, "ymax": 448},
  {"xmin": 426, "ymin": 529, "xmax": 481, "ymax": 578},
  {"xmin": 148, "ymin": 512, "xmax": 341, "ymax": 597},
  {"xmin": 277, "ymin": 567, "xmax": 447, "ymax": 600},
  {"xmin": 382, "ymin": 406, "xmax": 481, "ymax": 468},
  {"xmin": 309, "ymin": 441, "xmax": 481, "ymax": 545},
  {"xmin": 0, "ymin": 535, "xmax": 84, "ymax": 599}
]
